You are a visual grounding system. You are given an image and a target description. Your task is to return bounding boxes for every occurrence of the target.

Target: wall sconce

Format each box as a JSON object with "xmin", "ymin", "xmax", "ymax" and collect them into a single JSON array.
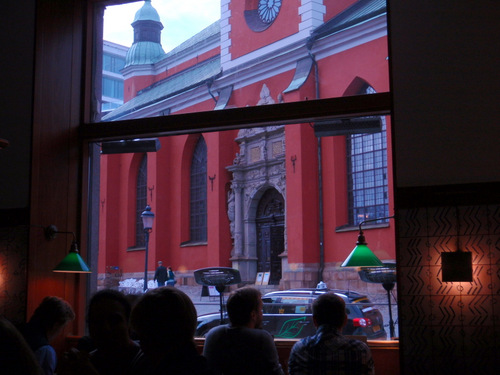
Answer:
[
  {"xmin": 0, "ymin": 138, "xmax": 9, "ymax": 149},
  {"xmin": 441, "ymin": 251, "xmax": 473, "ymax": 282},
  {"xmin": 341, "ymin": 216, "xmax": 394, "ymax": 267},
  {"xmin": 44, "ymin": 225, "xmax": 91, "ymax": 273},
  {"xmin": 441, "ymin": 207, "xmax": 473, "ymax": 282}
]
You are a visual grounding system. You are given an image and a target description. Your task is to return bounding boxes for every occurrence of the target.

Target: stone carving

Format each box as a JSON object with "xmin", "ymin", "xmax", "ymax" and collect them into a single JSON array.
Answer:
[{"xmin": 257, "ymin": 83, "xmax": 275, "ymax": 105}]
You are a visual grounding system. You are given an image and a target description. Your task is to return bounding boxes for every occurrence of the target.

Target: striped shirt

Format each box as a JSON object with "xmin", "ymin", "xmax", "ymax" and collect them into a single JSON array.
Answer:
[{"xmin": 288, "ymin": 325, "xmax": 375, "ymax": 375}]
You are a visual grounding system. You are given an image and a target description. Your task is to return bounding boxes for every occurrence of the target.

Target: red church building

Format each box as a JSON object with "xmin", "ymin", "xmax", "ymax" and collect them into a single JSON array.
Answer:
[{"xmin": 99, "ymin": 0, "xmax": 394, "ymax": 299}]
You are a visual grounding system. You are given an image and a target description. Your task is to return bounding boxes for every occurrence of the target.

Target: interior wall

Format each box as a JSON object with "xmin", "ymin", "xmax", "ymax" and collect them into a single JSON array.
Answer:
[
  {"xmin": 389, "ymin": 0, "xmax": 500, "ymax": 188},
  {"xmin": 0, "ymin": 0, "xmax": 36, "ymax": 323},
  {"xmin": 388, "ymin": 1, "xmax": 500, "ymax": 373},
  {"xmin": 397, "ymin": 204, "xmax": 499, "ymax": 373}
]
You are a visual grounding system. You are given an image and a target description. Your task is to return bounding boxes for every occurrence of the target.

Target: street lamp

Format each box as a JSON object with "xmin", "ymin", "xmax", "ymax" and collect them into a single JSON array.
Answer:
[{"xmin": 141, "ymin": 205, "xmax": 155, "ymax": 292}]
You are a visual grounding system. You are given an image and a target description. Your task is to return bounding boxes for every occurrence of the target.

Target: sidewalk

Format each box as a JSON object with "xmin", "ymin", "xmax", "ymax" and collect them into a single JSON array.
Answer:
[{"xmin": 177, "ymin": 285, "xmax": 224, "ymax": 316}]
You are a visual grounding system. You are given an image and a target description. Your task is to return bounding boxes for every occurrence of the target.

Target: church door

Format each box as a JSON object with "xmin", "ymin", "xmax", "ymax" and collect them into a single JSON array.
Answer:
[{"xmin": 256, "ymin": 189, "xmax": 284, "ymax": 285}]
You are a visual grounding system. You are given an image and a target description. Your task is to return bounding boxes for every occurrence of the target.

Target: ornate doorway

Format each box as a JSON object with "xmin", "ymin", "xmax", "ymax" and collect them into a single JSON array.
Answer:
[{"xmin": 256, "ymin": 189, "xmax": 284, "ymax": 285}]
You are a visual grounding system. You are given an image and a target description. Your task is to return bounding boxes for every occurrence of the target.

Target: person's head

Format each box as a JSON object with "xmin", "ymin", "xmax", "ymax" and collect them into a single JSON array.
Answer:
[
  {"xmin": 130, "ymin": 287, "xmax": 197, "ymax": 363},
  {"xmin": 226, "ymin": 286, "xmax": 263, "ymax": 328},
  {"xmin": 312, "ymin": 293, "xmax": 347, "ymax": 329},
  {"xmin": 158, "ymin": 261, "xmax": 163, "ymax": 266},
  {"xmin": 29, "ymin": 296, "xmax": 75, "ymax": 341},
  {"xmin": 87, "ymin": 289, "xmax": 132, "ymax": 349}
]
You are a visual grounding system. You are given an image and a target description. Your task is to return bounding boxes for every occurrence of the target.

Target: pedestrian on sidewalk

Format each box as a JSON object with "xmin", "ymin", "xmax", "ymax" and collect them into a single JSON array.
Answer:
[
  {"xmin": 154, "ymin": 261, "xmax": 168, "ymax": 287},
  {"xmin": 166, "ymin": 266, "xmax": 176, "ymax": 286}
]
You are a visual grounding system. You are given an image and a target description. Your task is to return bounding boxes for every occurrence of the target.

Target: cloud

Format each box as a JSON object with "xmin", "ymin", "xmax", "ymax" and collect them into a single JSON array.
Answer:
[{"xmin": 103, "ymin": 0, "xmax": 220, "ymax": 50}]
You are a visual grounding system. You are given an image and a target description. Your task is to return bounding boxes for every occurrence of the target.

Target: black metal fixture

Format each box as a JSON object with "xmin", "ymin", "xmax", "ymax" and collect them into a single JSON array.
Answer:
[
  {"xmin": 101, "ymin": 138, "xmax": 161, "ymax": 154},
  {"xmin": 359, "ymin": 263, "xmax": 397, "ymax": 338},
  {"xmin": 209, "ymin": 174, "xmax": 216, "ymax": 191},
  {"xmin": 44, "ymin": 225, "xmax": 91, "ymax": 273},
  {"xmin": 314, "ymin": 116, "xmax": 382, "ymax": 137},
  {"xmin": 141, "ymin": 205, "xmax": 155, "ymax": 292},
  {"xmin": 194, "ymin": 267, "xmax": 241, "ymax": 323}
]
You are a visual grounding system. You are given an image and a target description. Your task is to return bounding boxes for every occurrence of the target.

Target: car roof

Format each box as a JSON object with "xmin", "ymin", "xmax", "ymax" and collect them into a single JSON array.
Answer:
[{"xmin": 262, "ymin": 288, "xmax": 366, "ymax": 302}]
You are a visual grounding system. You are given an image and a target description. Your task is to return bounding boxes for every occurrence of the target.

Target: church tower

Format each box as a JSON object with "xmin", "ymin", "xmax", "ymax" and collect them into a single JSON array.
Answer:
[{"xmin": 122, "ymin": 0, "xmax": 166, "ymax": 101}]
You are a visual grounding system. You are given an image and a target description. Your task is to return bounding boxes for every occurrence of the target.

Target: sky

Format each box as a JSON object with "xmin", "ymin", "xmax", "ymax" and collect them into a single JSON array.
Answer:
[{"xmin": 103, "ymin": 0, "xmax": 220, "ymax": 51}]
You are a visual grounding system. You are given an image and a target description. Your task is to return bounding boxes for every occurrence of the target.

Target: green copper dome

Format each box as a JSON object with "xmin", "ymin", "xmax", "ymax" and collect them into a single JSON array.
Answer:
[
  {"xmin": 125, "ymin": 42, "xmax": 166, "ymax": 67},
  {"xmin": 133, "ymin": 0, "xmax": 161, "ymax": 24},
  {"xmin": 125, "ymin": 1, "xmax": 166, "ymax": 67}
]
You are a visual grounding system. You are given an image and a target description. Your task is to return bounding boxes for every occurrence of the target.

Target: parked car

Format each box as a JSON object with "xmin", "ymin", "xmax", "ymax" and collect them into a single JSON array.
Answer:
[{"xmin": 196, "ymin": 288, "xmax": 387, "ymax": 340}]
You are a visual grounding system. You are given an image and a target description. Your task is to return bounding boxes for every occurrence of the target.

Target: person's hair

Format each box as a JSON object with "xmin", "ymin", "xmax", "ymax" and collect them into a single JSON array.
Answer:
[
  {"xmin": 312, "ymin": 293, "xmax": 346, "ymax": 328},
  {"xmin": 130, "ymin": 287, "xmax": 197, "ymax": 349},
  {"xmin": 87, "ymin": 289, "xmax": 132, "ymax": 322},
  {"xmin": 226, "ymin": 286, "xmax": 261, "ymax": 326},
  {"xmin": 29, "ymin": 296, "xmax": 75, "ymax": 331}
]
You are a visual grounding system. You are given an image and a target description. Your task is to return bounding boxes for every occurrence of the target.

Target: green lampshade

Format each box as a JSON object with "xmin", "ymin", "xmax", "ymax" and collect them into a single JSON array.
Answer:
[
  {"xmin": 341, "ymin": 232, "xmax": 384, "ymax": 267},
  {"xmin": 53, "ymin": 242, "xmax": 91, "ymax": 273}
]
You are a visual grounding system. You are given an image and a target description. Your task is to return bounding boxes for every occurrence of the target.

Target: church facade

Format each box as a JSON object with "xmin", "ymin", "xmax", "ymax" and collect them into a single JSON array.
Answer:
[{"xmin": 99, "ymin": 0, "xmax": 395, "ymax": 295}]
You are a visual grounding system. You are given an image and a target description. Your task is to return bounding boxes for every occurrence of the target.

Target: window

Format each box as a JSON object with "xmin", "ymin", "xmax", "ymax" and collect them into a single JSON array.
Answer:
[
  {"xmin": 136, "ymin": 154, "xmax": 147, "ymax": 247},
  {"xmin": 347, "ymin": 86, "xmax": 389, "ymax": 226},
  {"xmin": 102, "ymin": 77, "xmax": 124, "ymax": 100},
  {"xmin": 95, "ymin": 0, "xmax": 388, "ymax": 123},
  {"xmin": 190, "ymin": 137, "xmax": 207, "ymax": 242},
  {"xmin": 83, "ymin": 0, "xmax": 395, "ymax": 341},
  {"xmin": 103, "ymin": 53, "xmax": 125, "ymax": 74}
]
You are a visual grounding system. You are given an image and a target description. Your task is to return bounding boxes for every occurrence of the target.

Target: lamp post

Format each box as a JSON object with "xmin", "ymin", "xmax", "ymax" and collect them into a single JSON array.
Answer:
[{"xmin": 141, "ymin": 205, "xmax": 155, "ymax": 292}]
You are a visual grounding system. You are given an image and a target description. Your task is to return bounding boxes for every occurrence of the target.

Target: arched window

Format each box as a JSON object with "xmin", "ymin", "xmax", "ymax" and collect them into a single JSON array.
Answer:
[
  {"xmin": 136, "ymin": 154, "xmax": 147, "ymax": 247},
  {"xmin": 347, "ymin": 85, "xmax": 389, "ymax": 225},
  {"xmin": 190, "ymin": 136, "xmax": 207, "ymax": 242}
]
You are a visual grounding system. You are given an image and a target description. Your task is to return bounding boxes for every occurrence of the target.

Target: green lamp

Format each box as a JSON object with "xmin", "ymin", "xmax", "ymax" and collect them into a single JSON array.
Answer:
[
  {"xmin": 341, "ymin": 216, "xmax": 394, "ymax": 267},
  {"xmin": 341, "ymin": 229, "xmax": 384, "ymax": 267},
  {"xmin": 45, "ymin": 225, "xmax": 91, "ymax": 273},
  {"xmin": 53, "ymin": 240, "xmax": 91, "ymax": 273}
]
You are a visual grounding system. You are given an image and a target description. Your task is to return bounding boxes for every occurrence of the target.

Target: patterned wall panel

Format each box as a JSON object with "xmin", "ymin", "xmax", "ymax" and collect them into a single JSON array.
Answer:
[{"xmin": 398, "ymin": 204, "xmax": 499, "ymax": 374}]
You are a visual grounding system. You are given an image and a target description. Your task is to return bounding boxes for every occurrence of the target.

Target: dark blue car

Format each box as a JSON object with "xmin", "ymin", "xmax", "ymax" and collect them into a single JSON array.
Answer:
[{"xmin": 196, "ymin": 288, "xmax": 387, "ymax": 340}]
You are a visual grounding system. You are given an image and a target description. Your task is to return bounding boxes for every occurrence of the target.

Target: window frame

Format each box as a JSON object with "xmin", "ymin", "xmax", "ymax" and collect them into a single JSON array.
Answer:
[{"xmin": 346, "ymin": 86, "xmax": 389, "ymax": 226}]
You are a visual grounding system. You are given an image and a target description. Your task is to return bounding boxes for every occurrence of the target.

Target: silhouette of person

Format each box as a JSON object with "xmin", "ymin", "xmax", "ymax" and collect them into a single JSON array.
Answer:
[
  {"xmin": 58, "ymin": 289, "xmax": 148, "ymax": 375},
  {"xmin": 288, "ymin": 292, "xmax": 374, "ymax": 374},
  {"xmin": 0, "ymin": 316, "xmax": 43, "ymax": 375},
  {"xmin": 154, "ymin": 261, "xmax": 168, "ymax": 287},
  {"xmin": 129, "ymin": 286, "xmax": 211, "ymax": 375},
  {"xmin": 203, "ymin": 286, "xmax": 284, "ymax": 375},
  {"xmin": 21, "ymin": 296, "xmax": 75, "ymax": 375}
]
